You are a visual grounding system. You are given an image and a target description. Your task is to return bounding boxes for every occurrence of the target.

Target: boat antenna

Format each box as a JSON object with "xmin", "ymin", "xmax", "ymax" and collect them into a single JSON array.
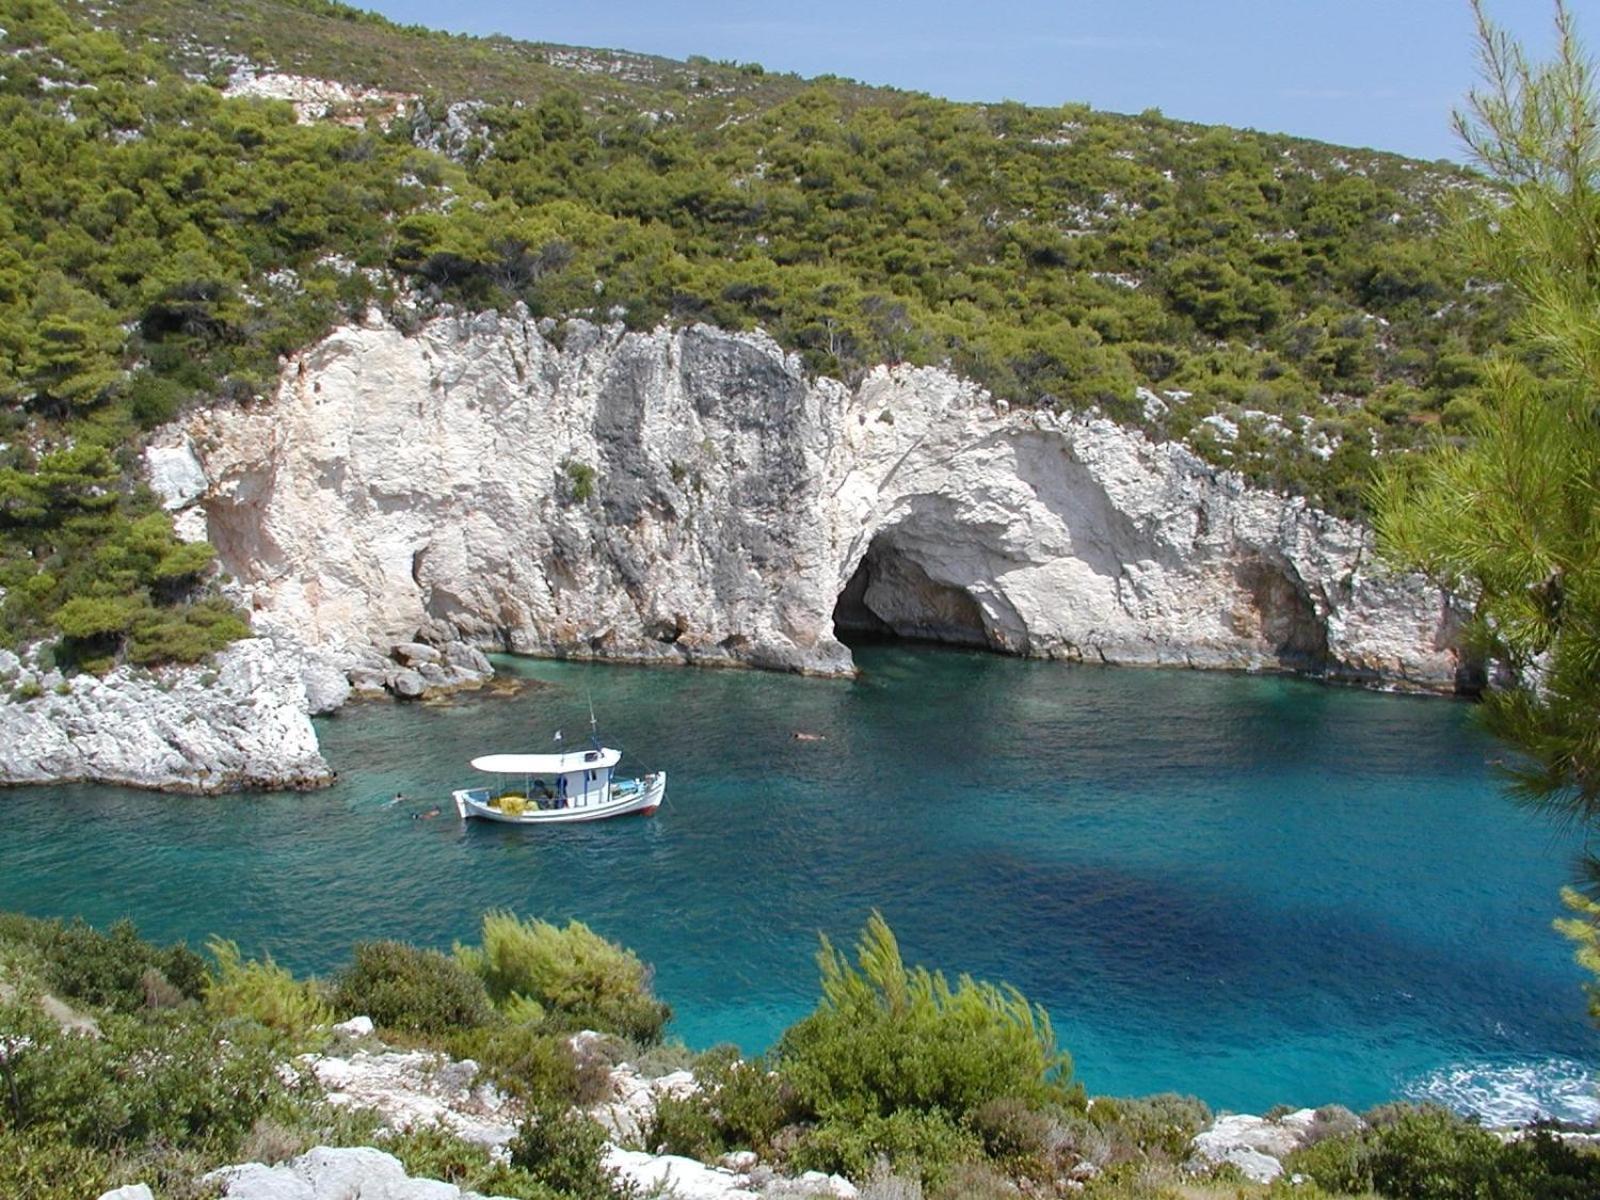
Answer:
[{"xmin": 588, "ymin": 690, "xmax": 600, "ymax": 748}]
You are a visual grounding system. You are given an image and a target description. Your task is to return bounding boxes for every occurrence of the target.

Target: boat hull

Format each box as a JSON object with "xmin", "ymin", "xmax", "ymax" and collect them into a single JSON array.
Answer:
[{"xmin": 453, "ymin": 771, "xmax": 665, "ymax": 824}]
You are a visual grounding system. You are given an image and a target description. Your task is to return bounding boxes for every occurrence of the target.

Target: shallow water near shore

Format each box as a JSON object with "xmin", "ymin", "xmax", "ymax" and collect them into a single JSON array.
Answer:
[{"xmin": 2, "ymin": 644, "xmax": 1596, "ymax": 1118}]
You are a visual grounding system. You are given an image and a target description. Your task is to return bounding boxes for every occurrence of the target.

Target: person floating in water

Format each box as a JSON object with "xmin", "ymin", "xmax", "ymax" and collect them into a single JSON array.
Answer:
[
  {"xmin": 411, "ymin": 807, "xmax": 441, "ymax": 820},
  {"xmin": 793, "ymin": 731, "xmax": 826, "ymax": 742}
]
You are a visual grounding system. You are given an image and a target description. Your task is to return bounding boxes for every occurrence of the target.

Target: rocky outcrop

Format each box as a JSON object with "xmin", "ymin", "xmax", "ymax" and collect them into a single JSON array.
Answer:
[
  {"xmin": 1188, "ymin": 1107, "xmax": 1364, "ymax": 1183},
  {"xmin": 0, "ymin": 636, "xmax": 337, "ymax": 792},
  {"xmin": 164, "ymin": 312, "xmax": 1465, "ymax": 692},
  {"xmin": 299, "ymin": 1046, "xmax": 519, "ymax": 1149},
  {"xmin": 203, "ymin": 1146, "xmax": 505, "ymax": 1200}
]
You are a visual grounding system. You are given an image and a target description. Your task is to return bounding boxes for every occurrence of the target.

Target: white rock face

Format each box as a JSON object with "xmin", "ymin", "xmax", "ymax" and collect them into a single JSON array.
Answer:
[
  {"xmin": 205, "ymin": 1146, "xmax": 470, "ymax": 1200},
  {"xmin": 300, "ymin": 1049, "xmax": 519, "ymax": 1149},
  {"xmin": 95, "ymin": 1187, "xmax": 155, "ymax": 1200},
  {"xmin": 171, "ymin": 314, "xmax": 1463, "ymax": 690},
  {"xmin": 0, "ymin": 637, "xmax": 333, "ymax": 792},
  {"xmin": 144, "ymin": 438, "xmax": 209, "ymax": 510},
  {"xmin": 1189, "ymin": 1108, "xmax": 1353, "ymax": 1183}
]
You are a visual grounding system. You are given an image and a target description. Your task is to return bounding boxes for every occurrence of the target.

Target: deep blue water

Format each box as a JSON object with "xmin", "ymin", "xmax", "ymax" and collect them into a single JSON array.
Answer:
[{"xmin": 2, "ymin": 646, "xmax": 1596, "ymax": 1118}]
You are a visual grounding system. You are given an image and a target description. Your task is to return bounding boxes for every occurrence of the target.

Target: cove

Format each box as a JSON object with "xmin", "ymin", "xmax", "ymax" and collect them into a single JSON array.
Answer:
[{"xmin": 1, "ymin": 645, "xmax": 1595, "ymax": 1119}]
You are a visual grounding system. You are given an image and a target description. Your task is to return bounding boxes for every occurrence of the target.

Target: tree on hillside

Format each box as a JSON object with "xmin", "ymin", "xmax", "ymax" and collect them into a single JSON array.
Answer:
[{"xmin": 1371, "ymin": 1, "xmax": 1600, "ymax": 1001}]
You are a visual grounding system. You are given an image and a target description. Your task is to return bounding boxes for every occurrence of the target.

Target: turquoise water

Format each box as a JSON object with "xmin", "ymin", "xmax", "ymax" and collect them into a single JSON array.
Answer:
[{"xmin": 2, "ymin": 646, "xmax": 1596, "ymax": 1118}]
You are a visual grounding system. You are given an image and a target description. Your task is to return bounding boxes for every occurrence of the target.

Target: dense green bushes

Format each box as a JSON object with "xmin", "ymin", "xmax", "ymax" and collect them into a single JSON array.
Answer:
[
  {"xmin": 0, "ymin": 912, "xmax": 207, "ymax": 1012},
  {"xmin": 0, "ymin": 995, "xmax": 287, "ymax": 1198},
  {"xmin": 1288, "ymin": 1105, "xmax": 1600, "ymax": 1200},
  {"xmin": 4, "ymin": 908, "xmax": 1597, "ymax": 1200},
  {"xmin": 206, "ymin": 937, "xmax": 332, "ymax": 1045},
  {"xmin": 332, "ymin": 940, "xmax": 494, "ymax": 1034},
  {"xmin": 455, "ymin": 910, "xmax": 672, "ymax": 1043},
  {"xmin": 777, "ymin": 912, "xmax": 1072, "ymax": 1121}
]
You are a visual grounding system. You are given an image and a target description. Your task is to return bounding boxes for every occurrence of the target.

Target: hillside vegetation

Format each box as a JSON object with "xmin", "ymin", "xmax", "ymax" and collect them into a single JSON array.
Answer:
[
  {"xmin": 0, "ymin": 0, "xmax": 1507, "ymax": 664},
  {"xmin": 5, "ymin": 908, "xmax": 1597, "ymax": 1200}
]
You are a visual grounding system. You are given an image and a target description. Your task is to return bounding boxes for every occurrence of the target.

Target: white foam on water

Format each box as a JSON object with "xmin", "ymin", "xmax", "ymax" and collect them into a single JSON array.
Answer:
[{"xmin": 1402, "ymin": 1058, "xmax": 1600, "ymax": 1126}]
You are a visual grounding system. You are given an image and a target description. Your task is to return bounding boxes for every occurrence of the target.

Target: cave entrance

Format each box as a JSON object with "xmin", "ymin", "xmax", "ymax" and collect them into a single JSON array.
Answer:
[
  {"xmin": 831, "ymin": 536, "xmax": 992, "ymax": 649},
  {"xmin": 1237, "ymin": 558, "xmax": 1331, "ymax": 672}
]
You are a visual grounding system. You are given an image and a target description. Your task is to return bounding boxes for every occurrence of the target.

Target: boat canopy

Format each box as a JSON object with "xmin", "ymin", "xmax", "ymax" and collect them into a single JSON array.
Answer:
[{"xmin": 470, "ymin": 748, "xmax": 622, "ymax": 775}]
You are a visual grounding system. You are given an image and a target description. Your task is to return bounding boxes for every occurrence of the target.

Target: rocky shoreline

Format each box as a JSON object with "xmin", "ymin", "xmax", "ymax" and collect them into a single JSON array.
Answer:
[
  {"xmin": 88, "ymin": 1026, "xmax": 1600, "ymax": 1200},
  {"xmin": 3, "ymin": 314, "xmax": 1474, "ymax": 793}
]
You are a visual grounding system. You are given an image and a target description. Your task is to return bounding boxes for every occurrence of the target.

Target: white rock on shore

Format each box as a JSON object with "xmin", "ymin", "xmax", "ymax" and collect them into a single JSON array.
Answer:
[
  {"xmin": 171, "ymin": 312, "xmax": 1465, "ymax": 690},
  {"xmin": 0, "ymin": 635, "xmax": 336, "ymax": 793}
]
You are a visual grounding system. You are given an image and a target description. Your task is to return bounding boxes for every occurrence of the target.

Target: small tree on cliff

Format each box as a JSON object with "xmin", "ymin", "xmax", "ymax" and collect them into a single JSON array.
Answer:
[{"xmin": 1372, "ymin": 1, "xmax": 1600, "ymax": 1001}]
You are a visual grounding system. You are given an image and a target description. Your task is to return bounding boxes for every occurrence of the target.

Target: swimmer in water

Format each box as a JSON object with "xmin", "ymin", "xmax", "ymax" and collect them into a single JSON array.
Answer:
[
  {"xmin": 792, "ymin": 731, "xmax": 825, "ymax": 742},
  {"xmin": 411, "ymin": 807, "xmax": 441, "ymax": 820}
]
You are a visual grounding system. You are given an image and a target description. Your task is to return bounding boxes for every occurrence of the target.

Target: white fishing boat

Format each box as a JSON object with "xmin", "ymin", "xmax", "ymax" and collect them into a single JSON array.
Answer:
[{"xmin": 451, "ymin": 745, "xmax": 665, "ymax": 824}]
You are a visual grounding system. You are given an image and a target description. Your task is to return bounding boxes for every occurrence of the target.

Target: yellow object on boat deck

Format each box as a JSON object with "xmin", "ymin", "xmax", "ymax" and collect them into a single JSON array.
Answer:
[{"xmin": 493, "ymin": 794, "xmax": 530, "ymax": 815}]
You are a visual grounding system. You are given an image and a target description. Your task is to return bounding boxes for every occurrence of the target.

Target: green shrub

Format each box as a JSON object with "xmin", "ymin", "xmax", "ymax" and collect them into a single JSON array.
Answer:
[
  {"xmin": 0, "ymin": 1127, "xmax": 118, "ymax": 1200},
  {"xmin": 205, "ymin": 938, "xmax": 331, "ymax": 1045},
  {"xmin": 1087, "ymin": 1093, "xmax": 1212, "ymax": 1162},
  {"xmin": 6, "ymin": 915, "xmax": 209, "ymax": 1014},
  {"xmin": 333, "ymin": 940, "xmax": 493, "ymax": 1034},
  {"xmin": 507, "ymin": 1100, "xmax": 634, "ymax": 1199},
  {"xmin": 456, "ymin": 911, "xmax": 671, "ymax": 1044},
  {"xmin": 642, "ymin": 1049, "xmax": 796, "ymax": 1161},
  {"xmin": 696, "ymin": 1053, "xmax": 798, "ymax": 1155},
  {"xmin": 373, "ymin": 1120, "xmax": 567, "ymax": 1200},
  {"xmin": 0, "ymin": 1000, "xmax": 283, "ymax": 1152},
  {"xmin": 625, "ymin": 1038, "xmax": 696, "ymax": 1079},
  {"xmin": 563, "ymin": 460, "xmax": 597, "ymax": 503},
  {"xmin": 445, "ymin": 1022, "xmax": 579, "ymax": 1104},
  {"xmin": 792, "ymin": 1108, "xmax": 982, "ymax": 1189},
  {"xmin": 1286, "ymin": 1105, "xmax": 1600, "ymax": 1200},
  {"xmin": 647, "ymin": 1092, "xmax": 724, "ymax": 1160},
  {"xmin": 964, "ymin": 1095, "xmax": 1058, "ymax": 1176},
  {"xmin": 776, "ymin": 913, "xmax": 1070, "ymax": 1126}
]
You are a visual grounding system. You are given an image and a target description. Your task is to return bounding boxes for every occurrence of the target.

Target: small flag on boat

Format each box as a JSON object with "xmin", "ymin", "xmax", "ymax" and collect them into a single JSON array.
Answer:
[{"xmin": 553, "ymin": 730, "xmax": 563, "ymax": 743}]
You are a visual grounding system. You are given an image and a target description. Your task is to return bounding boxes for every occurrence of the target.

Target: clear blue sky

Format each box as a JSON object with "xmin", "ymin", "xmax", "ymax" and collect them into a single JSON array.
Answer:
[{"xmin": 360, "ymin": 1, "xmax": 1595, "ymax": 162}]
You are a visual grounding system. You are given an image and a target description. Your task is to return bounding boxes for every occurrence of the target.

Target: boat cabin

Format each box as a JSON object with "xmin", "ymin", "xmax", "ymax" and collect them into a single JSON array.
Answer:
[{"xmin": 463, "ymin": 747, "xmax": 622, "ymax": 815}]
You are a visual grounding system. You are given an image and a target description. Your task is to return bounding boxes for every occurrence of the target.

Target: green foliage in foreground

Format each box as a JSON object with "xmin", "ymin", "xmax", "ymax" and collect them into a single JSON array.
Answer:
[
  {"xmin": 772, "ymin": 911, "xmax": 1074, "ymax": 1183},
  {"xmin": 456, "ymin": 910, "xmax": 672, "ymax": 1044},
  {"xmin": 4, "ymin": 908, "xmax": 1596, "ymax": 1200},
  {"xmin": 0, "ymin": 911, "xmax": 207, "ymax": 1012},
  {"xmin": 332, "ymin": 939, "xmax": 494, "ymax": 1035},
  {"xmin": 1369, "ymin": 3, "xmax": 1600, "ymax": 1008},
  {"xmin": 779, "ymin": 911, "xmax": 1072, "ymax": 1122},
  {"xmin": 206, "ymin": 936, "xmax": 332, "ymax": 1046},
  {"xmin": 1288, "ymin": 1105, "xmax": 1600, "ymax": 1200}
]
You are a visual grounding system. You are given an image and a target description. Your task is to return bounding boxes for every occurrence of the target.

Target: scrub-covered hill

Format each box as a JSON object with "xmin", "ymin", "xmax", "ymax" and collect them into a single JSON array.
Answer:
[{"xmin": 0, "ymin": 0, "xmax": 1502, "ymax": 666}]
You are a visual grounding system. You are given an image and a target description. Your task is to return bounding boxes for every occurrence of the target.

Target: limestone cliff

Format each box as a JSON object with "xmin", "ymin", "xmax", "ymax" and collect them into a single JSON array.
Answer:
[{"xmin": 161, "ymin": 311, "xmax": 1464, "ymax": 692}]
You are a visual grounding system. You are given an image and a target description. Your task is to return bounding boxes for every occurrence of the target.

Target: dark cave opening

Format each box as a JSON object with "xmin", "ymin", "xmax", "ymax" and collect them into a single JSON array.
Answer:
[{"xmin": 831, "ymin": 536, "xmax": 992, "ymax": 649}]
